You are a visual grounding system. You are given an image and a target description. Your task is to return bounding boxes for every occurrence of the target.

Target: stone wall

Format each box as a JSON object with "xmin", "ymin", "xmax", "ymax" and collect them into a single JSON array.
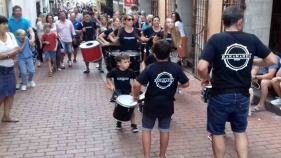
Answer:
[{"xmin": 243, "ymin": 0, "xmax": 273, "ymax": 46}]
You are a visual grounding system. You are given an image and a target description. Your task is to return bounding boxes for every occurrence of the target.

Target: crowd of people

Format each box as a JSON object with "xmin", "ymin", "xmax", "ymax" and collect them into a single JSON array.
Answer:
[{"xmin": 1, "ymin": 2, "xmax": 279, "ymax": 158}]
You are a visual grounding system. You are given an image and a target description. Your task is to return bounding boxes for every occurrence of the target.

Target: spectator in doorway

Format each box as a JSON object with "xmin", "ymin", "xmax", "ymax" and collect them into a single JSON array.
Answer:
[{"xmin": 251, "ymin": 55, "xmax": 281, "ymax": 112}]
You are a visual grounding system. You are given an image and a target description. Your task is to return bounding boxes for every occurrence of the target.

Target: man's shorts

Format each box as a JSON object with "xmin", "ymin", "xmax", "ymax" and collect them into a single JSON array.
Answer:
[
  {"xmin": 207, "ymin": 93, "xmax": 249, "ymax": 135},
  {"xmin": 45, "ymin": 51, "xmax": 56, "ymax": 60},
  {"xmin": 61, "ymin": 42, "xmax": 72, "ymax": 54},
  {"xmin": 142, "ymin": 114, "xmax": 172, "ymax": 132}
]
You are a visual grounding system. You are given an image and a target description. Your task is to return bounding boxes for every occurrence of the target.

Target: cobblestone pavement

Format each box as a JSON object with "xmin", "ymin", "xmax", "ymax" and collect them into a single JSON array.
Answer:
[{"xmin": 1, "ymin": 53, "xmax": 281, "ymax": 158}]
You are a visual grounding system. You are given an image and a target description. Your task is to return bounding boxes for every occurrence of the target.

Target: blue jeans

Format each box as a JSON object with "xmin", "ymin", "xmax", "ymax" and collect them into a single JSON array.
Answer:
[
  {"xmin": 207, "ymin": 93, "xmax": 249, "ymax": 135},
  {"xmin": 18, "ymin": 58, "xmax": 35, "ymax": 85},
  {"xmin": 61, "ymin": 42, "xmax": 72, "ymax": 54}
]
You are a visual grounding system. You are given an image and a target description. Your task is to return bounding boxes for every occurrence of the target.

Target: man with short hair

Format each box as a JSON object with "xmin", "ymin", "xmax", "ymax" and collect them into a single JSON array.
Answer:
[
  {"xmin": 70, "ymin": 13, "xmax": 81, "ymax": 64},
  {"xmin": 8, "ymin": 5, "xmax": 35, "ymax": 45},
  {"xmin": 197, "ymin": 6, "xmax": 277, "ymax": 158},
  {"xmin": 55, "ymin": 10, "xmax": 76, "ymax": 69}
]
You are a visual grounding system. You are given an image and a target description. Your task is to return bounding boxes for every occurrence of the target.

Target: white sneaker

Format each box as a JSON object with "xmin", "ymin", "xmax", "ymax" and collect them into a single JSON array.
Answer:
[
  {"xmin": 28, "ymin": 81, "xmax": 36, "ymax": 88},
  {"xmin": 271, "ymin": 98, "xmax": 281, "ymax": 105},
  {"xmin": 61, "ymin": 63, "xmax": 65, "ymax": 69},
  {"xmin": 21, "ymin": 85, "xmax": 26, "ymax": 91},
  {"xmin": 57, "ymin": 68, "xmax": 62, "ymax": 71},
  {"xmin": 37, "ymin": 62, "xmax": 41, "ymax": 67}
]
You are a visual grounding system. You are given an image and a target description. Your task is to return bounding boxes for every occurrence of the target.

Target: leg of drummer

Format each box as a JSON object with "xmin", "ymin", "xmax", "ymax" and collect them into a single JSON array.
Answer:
[
  {"xmin": 98, "ymin": 59, "xmax": 104, "ymax": 73},
  {"xmin": 130, "ymin": 111, "xmax": 138, "ymax": 133},
  {"xmin": 83, "ymin": 62, "xmax": 90, "ymax": 74}
]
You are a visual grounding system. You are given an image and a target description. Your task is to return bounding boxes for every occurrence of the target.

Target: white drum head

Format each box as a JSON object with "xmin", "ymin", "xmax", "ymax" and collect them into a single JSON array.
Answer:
[
  {"xmin": 116, "ymin": 95, "xmax": 137, "ymax": 108},
  {"xmin": 80, "ymin": 41, "xmax": 100, "ymax": 49}
]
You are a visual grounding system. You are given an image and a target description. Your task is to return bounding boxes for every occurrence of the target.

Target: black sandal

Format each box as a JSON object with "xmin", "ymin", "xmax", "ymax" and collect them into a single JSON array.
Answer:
[
  {"xmin": 83, "ymin": 69, "xmax": 90, "ymax": 74},
  {"xmin": 98, "ymin": 68, "xmax": 104, "ymax": 73},
  {"xmin": 73, "ymin": 59, "xmax": 77, "ymax": 63}
]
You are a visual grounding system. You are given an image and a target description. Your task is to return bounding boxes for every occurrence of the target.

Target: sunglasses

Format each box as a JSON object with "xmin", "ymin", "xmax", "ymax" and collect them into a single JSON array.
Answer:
[{"xmin": 127, "ymin": 18, "xmax": 134, "ymax": 21}]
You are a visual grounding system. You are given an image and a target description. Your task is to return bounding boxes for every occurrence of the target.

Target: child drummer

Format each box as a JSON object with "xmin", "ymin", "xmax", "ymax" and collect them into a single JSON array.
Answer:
[
  {"xmin": 133, "ymin": 40, "xmax": 190, "ymax": 158},
  {"xmin": 106, "ymin": 53, "xmax": 138, "ymax": 133}
]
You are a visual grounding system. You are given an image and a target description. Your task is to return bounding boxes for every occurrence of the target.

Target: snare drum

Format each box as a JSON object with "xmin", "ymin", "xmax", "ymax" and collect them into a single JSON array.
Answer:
[
  {"xmin": 201, "ymin": 86, "xmax": 212, "ymax": 103},
  {"xmin": 113, "ymin": 95, "xmax": 138, "ymax": 122},
  {"xmin": 80, "ymin": 41, "xmax": 102, "ymax": 62},
  {"xmin": 109, "ymin": 50, "xmax": 141, "ymax": 73}
]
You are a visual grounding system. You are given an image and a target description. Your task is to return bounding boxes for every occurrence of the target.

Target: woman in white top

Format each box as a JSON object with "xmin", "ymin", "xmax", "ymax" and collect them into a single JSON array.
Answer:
[
  {"xmin": 46, "ymin": 14, "xmax": 61, "ymax": 71},
  {"xmin": 36, "ymin": 16, "xmax": 46, "ymax": 66},
  {"xmin": 172, "ymin": 12, "xmax": 187, "ymax": 61},
  {"xmin": 0, "ymin": 15, "xmax": 20, "ymax": 122}
]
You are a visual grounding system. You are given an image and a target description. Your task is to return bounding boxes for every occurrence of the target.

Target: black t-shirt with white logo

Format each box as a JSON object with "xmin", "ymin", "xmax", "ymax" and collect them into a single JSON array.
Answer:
[
  {"xmin": 114, "ymin": 28, "xmax": 141, "ymax": 51},
  {"xmin": 144, "ymin": 53, "xmax": 171, "ymax": 66},
  {"xmin": 137, "ymin": 62, "xmax": 189, "ymax": 117},
  {"xmin": 156, "ymin": 31, "xmax": 172, "ymax": 45},
  {"xmin": 107, "ymin": 68, "xmax": 136, "ymax": 94},
  {"xmin": 77, "ymin": 21, "xmax": 97, "ymax": 41},
  {"xmin": 143, "ymin": 27, "xmax": 161, "ymax": 48},
  {"xmin": 103, "ymin": 28, "xmax": 113, "ymax": 42},
  {"xmin": 200, "ymin": 31, "xmax": 271, "ymax": 95}
]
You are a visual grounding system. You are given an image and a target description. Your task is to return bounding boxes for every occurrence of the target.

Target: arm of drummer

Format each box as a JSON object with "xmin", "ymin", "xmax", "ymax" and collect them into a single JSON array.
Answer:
[
  {"xmin": 153, "ymin": 35, "xmax": 159, "ymax": 44},
  {"xmin": 133, "ymin": 80, "xmax": 142, "ymax": 102},
  {"xmin": 98, "ymin": 32, "xmax": 109, "ymax": 46},
  {"xmin": 108, "ymin": 32, "xmax": 118, "ymax": 43},
  {"xmin": 106, "ymin": 77, "xmax": 115, "ymax": 91}
]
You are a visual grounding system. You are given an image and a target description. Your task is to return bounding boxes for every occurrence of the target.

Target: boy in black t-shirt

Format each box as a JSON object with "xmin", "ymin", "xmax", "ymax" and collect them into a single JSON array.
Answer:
[
  {"xmin": 106, "ymin": 53, "xmax": 138, "ymax": 133},
  {"xmin": 133, "ymin": 40, "xmax": 190, "ymax": 158}
]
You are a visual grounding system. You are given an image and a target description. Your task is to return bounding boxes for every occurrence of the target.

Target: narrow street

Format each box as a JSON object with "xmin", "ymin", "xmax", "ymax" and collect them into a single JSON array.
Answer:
[{"xmin": 0, "ymin": 54, "xmax": 281, "ymax": 158}]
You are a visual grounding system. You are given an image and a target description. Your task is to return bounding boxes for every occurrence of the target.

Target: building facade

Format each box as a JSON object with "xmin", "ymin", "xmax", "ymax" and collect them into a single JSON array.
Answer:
[{"xmin": 155, "ymin": 0, "xmax": 275, "ymax": 78}]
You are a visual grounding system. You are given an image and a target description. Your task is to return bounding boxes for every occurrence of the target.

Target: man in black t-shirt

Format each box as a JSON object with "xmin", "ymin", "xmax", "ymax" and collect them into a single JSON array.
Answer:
[
  {"xmin": 197, "ymin": 7, "xmax": 277, "ymax": 158},
  {"xmin": 106, "ymin": 53, "xmax": 138, "ymax": 133},
  {"xmin": 76, "ymin": 12, "xmax": 102, "ymax": 73},
  {"xmin": 133, "ymin": 40, "xmax": 189, "ymax": 158}
]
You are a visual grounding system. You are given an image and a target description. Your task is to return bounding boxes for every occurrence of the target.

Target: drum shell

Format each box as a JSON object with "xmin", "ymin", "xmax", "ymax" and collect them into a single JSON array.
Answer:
[
  {"xmin": 113, "ymin": 103, "xmax": 136, "ymax": 122},
  {"xmin": 80, "ymin": 42, "xmax": 102, "ymax": 62}
]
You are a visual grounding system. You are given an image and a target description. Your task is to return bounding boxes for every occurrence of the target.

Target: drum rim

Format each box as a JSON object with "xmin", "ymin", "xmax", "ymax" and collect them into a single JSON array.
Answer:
[
  {"xmin": 116, "ymin": 95, "xmax": 138, "ymax": 107},
  {"xmin": 79, "ymin": 41, "xmax": 100, "ymax": 49}
]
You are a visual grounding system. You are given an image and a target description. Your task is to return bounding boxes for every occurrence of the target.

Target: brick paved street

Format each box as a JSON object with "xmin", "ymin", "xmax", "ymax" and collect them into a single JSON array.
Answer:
[{"xmin": 1, "ymin": 54, "xmax": 281, "ymax": 158}]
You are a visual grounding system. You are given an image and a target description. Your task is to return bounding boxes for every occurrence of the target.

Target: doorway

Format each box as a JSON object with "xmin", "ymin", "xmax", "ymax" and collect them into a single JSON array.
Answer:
[{"xmin": 269, "ymin": 0, "xmax": 281, "ymax": 56}]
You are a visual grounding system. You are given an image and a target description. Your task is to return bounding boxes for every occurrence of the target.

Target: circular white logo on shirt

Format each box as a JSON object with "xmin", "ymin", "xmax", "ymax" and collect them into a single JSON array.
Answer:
[
  {"xmin": 154, "ymin": 72, "xmax": 174, "ymax": 89},
  {"xmin": 221, "ymin": 43, "xmax": 252, "ymax": 71}
]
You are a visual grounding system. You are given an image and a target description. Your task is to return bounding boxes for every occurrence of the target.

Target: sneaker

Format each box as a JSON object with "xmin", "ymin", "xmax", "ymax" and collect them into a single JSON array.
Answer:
[
  {"xmin": 116, "ymin": 121, "xmax": 122, "ymax": 130},
  {"xmin": 61, "ymin": 63, "xmax": 65, "ymax": 69},
  {"xmin": 28, "ymin": 81, "xmax": 36, "ymax": 88},
  {"xmin": 68, "ymin": 61, "xmax": 72, "ymax": 67},
  {"xmin": 131, "ymin": 124, "xmax": 138, "ymax": 133},
  {"xmin": 83, "ymin": 69, "xmax": 90, "ymax": 74},
  {"xmin": 37, "ymin": 62, "xmax": 41, "ymax": 67},
  {"xmin": 57, "ymin": 68, "xmax": 62, "ymax": 71},
  {"xmin": 271, "ymin": 97, "xmax": 281, "ymax": 105},
  {"xmin": 73, "ymin": 59, "xmax": 77, "ymax": 63},
  {"xmin": 110, "ymin": 98, "xmax": 116, "ymax": 103},
  {"xmin": 21, "ymin": 85, "xmax": 27, "ymax": 91},
  {"xmin": 98, "ymin": 68, "xmax": 104, "ymax": 73},
  {"xmin": 96, "ymin": 64, "xmax": 99, "ymax": 68}
]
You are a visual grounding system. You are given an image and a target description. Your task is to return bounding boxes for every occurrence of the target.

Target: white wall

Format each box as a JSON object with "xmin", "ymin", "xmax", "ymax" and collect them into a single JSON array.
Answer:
[
  {"xmin": 138, "ymin": 0, "xmax": 151, "ymax": 14},
  {"xmin": 7, "ymin": 0, "xmax": 50, "ymax": 28},
  {"xmin": 175, "ymin": 0, "xmax": 193, "ymax": 56},
  {"xmin": 243, "ymin": 0, "xmax": 273, "ymax": 45}
]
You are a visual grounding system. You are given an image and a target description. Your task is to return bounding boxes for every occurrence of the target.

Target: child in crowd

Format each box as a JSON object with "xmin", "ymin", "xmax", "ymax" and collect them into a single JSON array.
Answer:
[
  {"xmin": 133, "ymin": 40, "xmax": 190, "ymax": 158},
  {"xmin": 41, "ymin": 24, "xmax": 58, "ymax": 77},
  {"xmin": 106, "ymin": 53, "xmax": 138, "ymax": 133},
  {"xmin": 16, "ymin": 29, "xmax": 36, "ymax": 91}
]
